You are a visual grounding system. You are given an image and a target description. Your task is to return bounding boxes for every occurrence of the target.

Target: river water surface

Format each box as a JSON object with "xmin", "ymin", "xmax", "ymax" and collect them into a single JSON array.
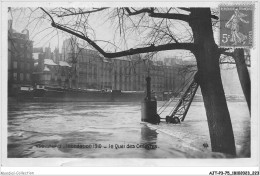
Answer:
[{"xmin": 8, "ymin": 100, "xmax": 250, "ymax": 158}]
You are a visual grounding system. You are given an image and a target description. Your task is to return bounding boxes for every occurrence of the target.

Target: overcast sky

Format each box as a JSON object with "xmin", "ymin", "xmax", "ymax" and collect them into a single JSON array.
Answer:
[{"xmin": 9, "ymin": 7, "xmax": 219, "ymax": 61}]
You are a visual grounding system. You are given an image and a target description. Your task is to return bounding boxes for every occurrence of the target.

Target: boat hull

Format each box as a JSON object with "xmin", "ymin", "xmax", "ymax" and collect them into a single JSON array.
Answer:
[{"xmin": 16, "ymin": 89, "xmax": 146, "ymax": 102}]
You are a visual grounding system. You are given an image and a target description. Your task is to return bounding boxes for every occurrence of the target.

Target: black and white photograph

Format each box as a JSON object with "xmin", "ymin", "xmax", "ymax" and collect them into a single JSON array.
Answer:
[{"xmin": 1, "ymin": 0, "xmax": 259, "ymax": 175}]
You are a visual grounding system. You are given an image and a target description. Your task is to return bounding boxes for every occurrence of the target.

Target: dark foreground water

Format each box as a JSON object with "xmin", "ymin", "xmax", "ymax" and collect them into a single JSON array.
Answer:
[{"xmin": 8, "ymin": 100, "xmax": 250, "ymax": 158}]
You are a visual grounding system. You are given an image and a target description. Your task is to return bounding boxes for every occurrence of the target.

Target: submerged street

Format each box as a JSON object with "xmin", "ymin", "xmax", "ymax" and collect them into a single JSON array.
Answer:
[{"xmin": 8, "ymin": 100, "xmax": 250, "ymax": 158}]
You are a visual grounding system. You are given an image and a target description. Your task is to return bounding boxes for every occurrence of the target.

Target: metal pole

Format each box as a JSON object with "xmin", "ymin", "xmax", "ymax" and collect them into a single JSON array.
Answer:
[{"xmin": 146, "ymin": 76, "xmax": 151, "ymax": 100}]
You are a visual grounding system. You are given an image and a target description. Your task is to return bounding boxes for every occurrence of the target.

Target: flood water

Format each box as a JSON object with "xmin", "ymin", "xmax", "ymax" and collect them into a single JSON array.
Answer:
[{"xmin": 8, "ymin": 100, "xmax": 250, "ymax": 158}]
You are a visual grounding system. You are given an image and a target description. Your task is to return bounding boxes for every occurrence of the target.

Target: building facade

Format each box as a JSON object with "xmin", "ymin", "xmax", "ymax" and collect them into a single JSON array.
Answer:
[
  {"xmin": 8, "ymin": 20, "xmax": 34, "ymax": 95},
  {"xmin": 31, "ymin": 37, "xmax": 187, "ymax": 95},
  {"xmin": 32, "ymin": 56, "xmax": 72, "ymax": 88}
]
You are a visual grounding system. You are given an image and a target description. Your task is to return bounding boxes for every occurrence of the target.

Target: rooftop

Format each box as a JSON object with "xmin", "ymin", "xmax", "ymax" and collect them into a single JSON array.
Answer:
[
  {"xmin": 43, "ymin": 66, "xmax": 50, "ymax": 72},
  {"xmin": 59, "ymin": 61, "xmax": 71, "ymax": 67},
  {"xmin": 44, "ymin": 59, "xmax": 57, "ymax": 66}
]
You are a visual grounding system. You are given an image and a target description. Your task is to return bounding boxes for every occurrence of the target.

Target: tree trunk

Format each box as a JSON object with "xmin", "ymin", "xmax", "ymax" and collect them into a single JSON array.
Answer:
[
  {"xmin": 234, "ymin": 48, "xmax": 251, "ymax": 113},
  {"xmin": 189, "ymin": 8, "xmax": 236, "ymax": 155}
]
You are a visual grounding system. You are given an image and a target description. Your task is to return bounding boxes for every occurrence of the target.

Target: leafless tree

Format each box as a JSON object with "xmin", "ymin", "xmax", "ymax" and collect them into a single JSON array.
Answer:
[
  {"xmin": 221, "ymin": 48, "xmax": 251, "ymax": 113},
  {"xmin": 10, "ymin": 7, "xmax": 239, "ymax": 155}
]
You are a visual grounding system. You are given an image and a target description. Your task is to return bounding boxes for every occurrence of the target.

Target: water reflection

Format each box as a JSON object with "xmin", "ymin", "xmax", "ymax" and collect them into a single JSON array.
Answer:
[{"xmin": 140, "ymin": 124, "xmax": 158, "ymax": 150}]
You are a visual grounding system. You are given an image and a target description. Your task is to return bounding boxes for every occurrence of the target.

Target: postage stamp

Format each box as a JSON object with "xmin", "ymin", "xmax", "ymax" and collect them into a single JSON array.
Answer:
[{"xmin": 219, "ymin": 5, "xmax": 254, "ymax": 48}]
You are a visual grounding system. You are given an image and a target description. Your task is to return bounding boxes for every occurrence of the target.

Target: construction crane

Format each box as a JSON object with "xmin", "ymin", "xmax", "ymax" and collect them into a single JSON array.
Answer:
[{"xmin": 159, "ymin": 72, "xmax": 199, "ymax": 123}]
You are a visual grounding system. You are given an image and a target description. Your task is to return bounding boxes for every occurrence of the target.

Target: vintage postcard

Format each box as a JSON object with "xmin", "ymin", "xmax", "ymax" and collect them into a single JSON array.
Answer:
[{"xmin": 1, "ymin": 0, "xmax": 259, "ymax": 175}]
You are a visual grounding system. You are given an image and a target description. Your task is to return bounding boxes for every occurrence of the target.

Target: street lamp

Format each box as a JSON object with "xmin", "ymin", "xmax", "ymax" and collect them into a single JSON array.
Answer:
[{"xmin": 141, "ymin": 58, "xmax": 159, "ymax": 125}]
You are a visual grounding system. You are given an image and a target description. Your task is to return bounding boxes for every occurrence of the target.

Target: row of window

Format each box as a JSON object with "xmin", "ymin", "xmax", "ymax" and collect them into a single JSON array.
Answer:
[
  {"xmin": 76, "ymin": 64, "xmax": 175, "ymax": 78},
  {"xmin": 12, "ymin": 73, "xmax": 30, "ymax": 81},
  {"xmin": 12, "ymin": 52, "xmax": 31, "ymax": 59},
  {"xmin": 12, "ymin": 42, "xmax": 32, "ymax": 50},
  {"xmin": 12, "ymin": 61, "xmax": 31, "ymax": 70}
]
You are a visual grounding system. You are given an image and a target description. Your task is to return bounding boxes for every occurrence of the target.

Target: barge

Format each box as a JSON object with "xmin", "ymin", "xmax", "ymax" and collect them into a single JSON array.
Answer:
[{"xmin": 15, "ymin": 85, "xmax": 146, "ymax": 102}]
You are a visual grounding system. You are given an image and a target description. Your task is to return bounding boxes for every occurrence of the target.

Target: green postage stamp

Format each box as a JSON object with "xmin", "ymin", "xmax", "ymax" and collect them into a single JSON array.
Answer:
[{"xmin": 219, "ymin": 5, "xmax": 254, "ymax": 48}]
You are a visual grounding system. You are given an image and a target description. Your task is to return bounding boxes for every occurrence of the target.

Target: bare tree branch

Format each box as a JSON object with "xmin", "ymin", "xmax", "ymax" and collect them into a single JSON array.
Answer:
[
  {"xmin": 54, "ymin": 22, "xmax": 194, "ymax": 57},
  {"xmin": 57, "ymin": 7, "xmax": 109, "ymax": 17},
  {"xmin": 124, "ymin": 8, "xmax": 152, "ymax": 16},
  {"xmin": 178, "ymin": 7, "xmax": 191, "ymax": 12},
  {"xmin": 41, "ymin": 7, "xmax": 195, "ymax": 59},
  {"xmin": 211, "ymin": 15, "xmax": 219, "ymax": 20},
  {"xmin": 149, "ymin": 12, "xmax": 190, "ymax": 22},
  {"xmin": 124, "ymin": 7, "xmax": 190, "ymax": 22},
  {"xmin": 40, "ymin": 7, "xmax": 54, "ymax": 23}
]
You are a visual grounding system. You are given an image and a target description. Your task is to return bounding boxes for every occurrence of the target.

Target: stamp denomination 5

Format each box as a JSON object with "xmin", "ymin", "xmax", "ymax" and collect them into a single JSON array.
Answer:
[{"xmin": 219, "ymin": 5, "xmax": 254, "ymax": 48}]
